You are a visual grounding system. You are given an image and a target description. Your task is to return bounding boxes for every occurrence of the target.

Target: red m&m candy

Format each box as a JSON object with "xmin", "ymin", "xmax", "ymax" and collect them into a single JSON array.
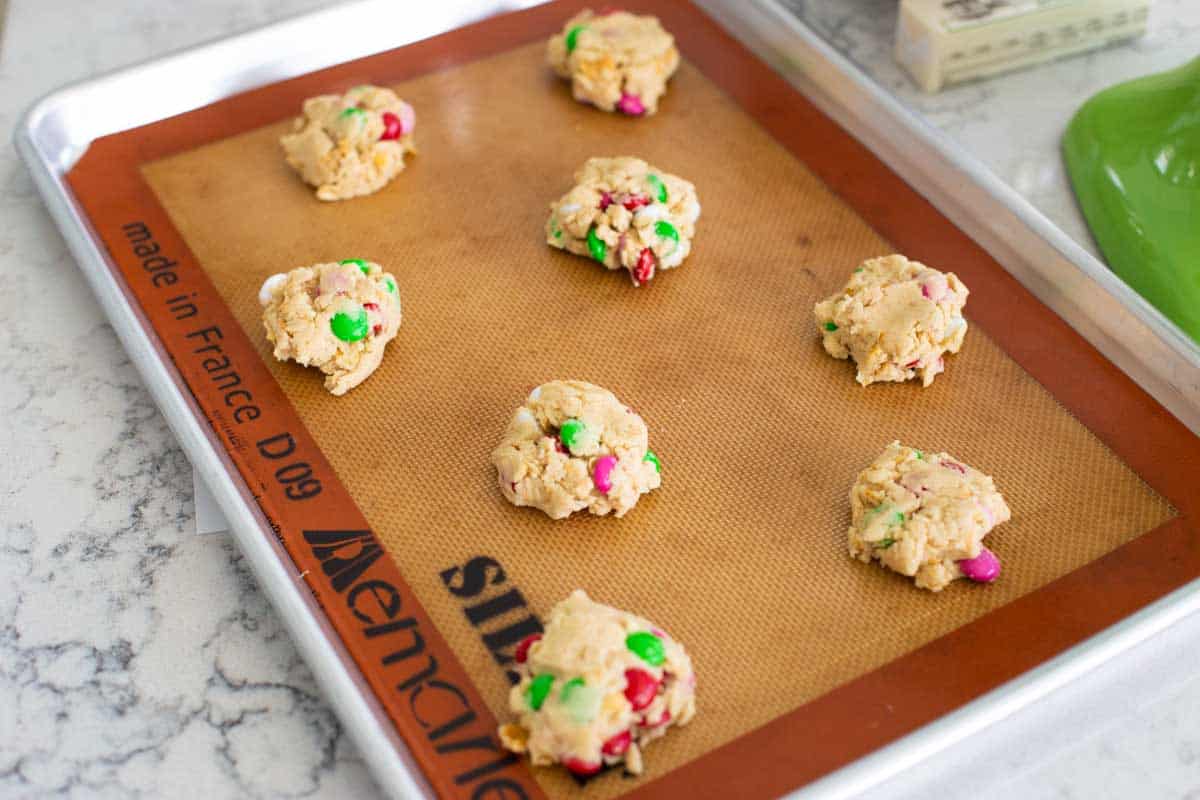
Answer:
[
  {"xmin": 601, "ymin": 730, "xmax": 632, "ymax": 756},
  {"xmin": 514, "ymin": 633, "xmax": 542, "ymax": 664},
  {"xmin": 380, "ymin": 111, "xmax": 403, "ymax": 141},
  {"xmin": 563, "ymin": 757, "xmax": 602, "ymax": 776},
  {"xmin": 623, "ymin": 668, "xmax": 658, "ymax": 711}
]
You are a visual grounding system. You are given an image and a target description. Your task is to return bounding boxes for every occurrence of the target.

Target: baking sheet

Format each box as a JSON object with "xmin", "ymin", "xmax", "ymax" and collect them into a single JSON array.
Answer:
[
  {"xmin": 139, "ymin": 39, "xmax": 1173, "ymax": 798},
  {"xmin": 46, "ymin": 1, "xmax": 1200, "ymax": 800}
]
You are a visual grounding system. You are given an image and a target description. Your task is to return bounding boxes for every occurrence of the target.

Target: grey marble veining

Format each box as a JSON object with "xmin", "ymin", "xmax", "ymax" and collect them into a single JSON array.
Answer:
[
  {"xmin": 0, "ymin": 2, "xmax": 379, "ymax": 797},
  {"xmin": 2, "ymin": 1, "xmax": 1199, "ymax": 799}
]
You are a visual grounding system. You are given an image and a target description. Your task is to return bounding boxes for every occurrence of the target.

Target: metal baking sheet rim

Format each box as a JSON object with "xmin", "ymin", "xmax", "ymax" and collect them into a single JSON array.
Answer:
[{"xmin": 13, "ymin": 1, "xmax": 1200, "ymax": 798}]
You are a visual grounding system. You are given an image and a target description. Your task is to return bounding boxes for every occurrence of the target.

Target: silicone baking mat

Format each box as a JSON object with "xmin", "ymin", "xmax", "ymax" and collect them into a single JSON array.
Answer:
[{"xmin": 66, "ymin": 2, "xmax": 1200, "ymax": 798}]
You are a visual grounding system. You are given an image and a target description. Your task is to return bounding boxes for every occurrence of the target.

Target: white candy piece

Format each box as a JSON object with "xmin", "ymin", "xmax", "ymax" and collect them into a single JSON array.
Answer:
[{"xmin": 258, "ymin": 273, "xmax": 288, "ymax": 306}]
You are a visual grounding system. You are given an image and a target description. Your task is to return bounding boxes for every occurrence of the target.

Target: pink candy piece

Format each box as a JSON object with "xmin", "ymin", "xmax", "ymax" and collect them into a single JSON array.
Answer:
[
  {"xmin": 958, "ymin": 547, "xmax": 1001, "ymax": 583},
  {"xmin": 320, "ymin": 269, "xmax": 353, "ymax": 295},
  {"xmin": 941, "ymin": 459, "xmax": 966, "ymax": 475},
  {"xmin": 616, "ymin": 93, "xmax": 645, "ymax": 116},
  {"xmin": 599, "ymin": 191, "xmax": 613, "ymax": 211},
  {"xmin": 592, "ymin": 455, "xmax": 618, "ymax": 493},
  {"xmin": 397, "ymin": 102, "xmax": 416, "ymax": 136},
  {"xmin": 920, "ymin": 272, "xmax": 948, "ymax": 302},
  {"xmin": 899, "ymin": 472, "xmax": 929, "ymax": 496},
  {"xmin": 632, "ymin": 247, "xmax": 655, "ymax": 286}
]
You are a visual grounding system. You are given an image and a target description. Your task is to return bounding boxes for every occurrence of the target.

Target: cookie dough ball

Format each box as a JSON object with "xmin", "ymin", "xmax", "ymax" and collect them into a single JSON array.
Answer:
[
  {"xmin": 280, "ymin": 85, "xmax": 416, "ymax": 201},
  {"xmin": 547, "ymin": 157, "xmax": 700, "ymax": 286},
  {"xmin": 499, "ymin": 590, "xmax": 696, "ymax": 778},
  {"xmin": 260, "ymin": 260, "xmax": 402, "ymax": 395},
  {"xmin": 848, "ymin": 441, "xmax": 1011, "ymax": 592},
  {"xmin": 491, "ymin": 381, "xmax": 662, "ymax": 519},
  {"xmin": 814, "ymin": 255, "xmax": 969, "ymax": 387},
  {"xmin": 547, "ymin": 9, "xmax": 680, "ymax": 115}
]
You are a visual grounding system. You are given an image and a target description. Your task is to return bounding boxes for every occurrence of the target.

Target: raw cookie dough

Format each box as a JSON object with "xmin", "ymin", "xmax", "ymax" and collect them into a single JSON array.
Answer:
[
  {"xmin": 547, "ymin": 157, "xmax": 701, "ymax": 286},
  {"xmin": 491, "ymin": 380, "xmax": 662, "ymax": 519},
  {"xmin": 814, "ymin": 254, "xmax": 969, "ymax": 387},
  {"xmin": 547, "ymin": 9, "xmax": 680, "ymax": 115},
  {"xmin": 499, "ymin": 590, "xmax": 696, "ymax": 777},
  {"xmin": 848, "ymin": 441, "xmax": 1011, "ymax": 592},
  {"xmin": 280, "ymin": 85, "xmax": 416, "ymax": 201},
  {"xmin": 260, "ymin": 260, "xmax": 402, "ymax": 395}
]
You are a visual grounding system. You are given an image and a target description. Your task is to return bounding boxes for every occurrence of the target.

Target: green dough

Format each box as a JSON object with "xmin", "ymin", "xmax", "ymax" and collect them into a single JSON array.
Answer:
[{"xmin": 1063, "ymin": 57, "xmax": 1200, "ymax": 343}]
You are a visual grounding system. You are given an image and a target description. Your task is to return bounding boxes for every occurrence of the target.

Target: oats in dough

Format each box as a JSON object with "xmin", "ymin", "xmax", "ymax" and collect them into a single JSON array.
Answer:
[
  {"xmin": 814, "ymin": 254, "xmax": 969, "ymax": 387},
  {"xmin": 547, "ymin": 157, "xmax": 701, "ymax": 286},
  {"xmin": 259, "ymin": 260, "xmax": 402, "ymax": 395},
  {"xmin": 491, "ymin": 381, "xmax": 662, "ymax": 519},
  {"xmin": 547, "ymin": 9, "xmax": 680, "ymax": 115},
  {"xmin": 848, "ymin": 441, "xmax": 1011, "ymax": 592},
  {"xmin": 499, "ymin": 590, "xmax": 696, "ymax": 778},
  {"xmin": 280, "ymin": 85, "xmax": 416, "ymax": 201}
]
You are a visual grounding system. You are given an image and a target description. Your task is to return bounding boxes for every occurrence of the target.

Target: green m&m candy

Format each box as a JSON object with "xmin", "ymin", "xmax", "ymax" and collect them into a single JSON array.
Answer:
[
  {"xmin": 626, "ymin": 631, "xmax": 665, "ymax": 666},
  {"xmin": 559, "ymin": 418, "xmax": 586, "ymax": 451},
  {"xmin": 330, "ymin": 305, "xmax": 369, "ymax": 342},
  {"xmin": 644, "ymin": 450, "xmax": 661, "ymax": 473},
  {"xmin": 340, "ymin": 258, "xmax": 370, "ymax": 275},
  {"xmin": 526, "ymin": 673, "xmax": 555, "ymax": 711},
  {"xmin": 646, "ymin": 173, "xmax": 668, "ymax": 203},
  {"xmin": 565, "ymin": 24, "xmax": 587, "ymax": 54},
  {"xmin": 654, "ymin": 220, "xmax": 679, "ymax": 249},
  {"xmin": 339, "ymin": 107, "xmax": 366, "ymax": 120},
  {"xmin": 385, "ymin": 277, "xmax": 397, "ymax": 294},
  {"xmin": 586, "ymin": 227, "xmax": 607, "ymax": 263},
  {"xmin": 823, "ymin": 321, "xmax": 838, "ymax": 332},
  {"xmin": 560, "ymin": 677, "xmax": 601, "ymax": 724}
]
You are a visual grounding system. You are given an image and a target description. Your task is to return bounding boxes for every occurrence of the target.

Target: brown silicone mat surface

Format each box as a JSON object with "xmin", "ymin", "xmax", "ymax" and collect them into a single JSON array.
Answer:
[{"xmin": 141, "ymin": 41, "xmax": 1173, "ymax": 798}]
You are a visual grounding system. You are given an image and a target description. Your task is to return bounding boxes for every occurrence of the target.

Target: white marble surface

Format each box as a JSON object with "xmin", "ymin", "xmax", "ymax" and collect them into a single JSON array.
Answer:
[
  {"xmin": 785, "ymin": 0, "xmax": 1200, "ymax": 262},
  {"xmin": 0, "ymin": 3, "xmax": 380, "ymax": 798},
  {"xmin": 2, "ymin": 1, "xmax": 1198, "ymax": 799}
]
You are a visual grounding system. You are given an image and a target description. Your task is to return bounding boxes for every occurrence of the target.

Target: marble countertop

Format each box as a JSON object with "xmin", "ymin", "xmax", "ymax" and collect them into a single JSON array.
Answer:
[
  {"xmin": 785, "ymin": 0, "xmax": 1200, "ymax": 263},
  {"xmin": 1, "ymin": 1, "xmax": 1197, "ymax": 798}
]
